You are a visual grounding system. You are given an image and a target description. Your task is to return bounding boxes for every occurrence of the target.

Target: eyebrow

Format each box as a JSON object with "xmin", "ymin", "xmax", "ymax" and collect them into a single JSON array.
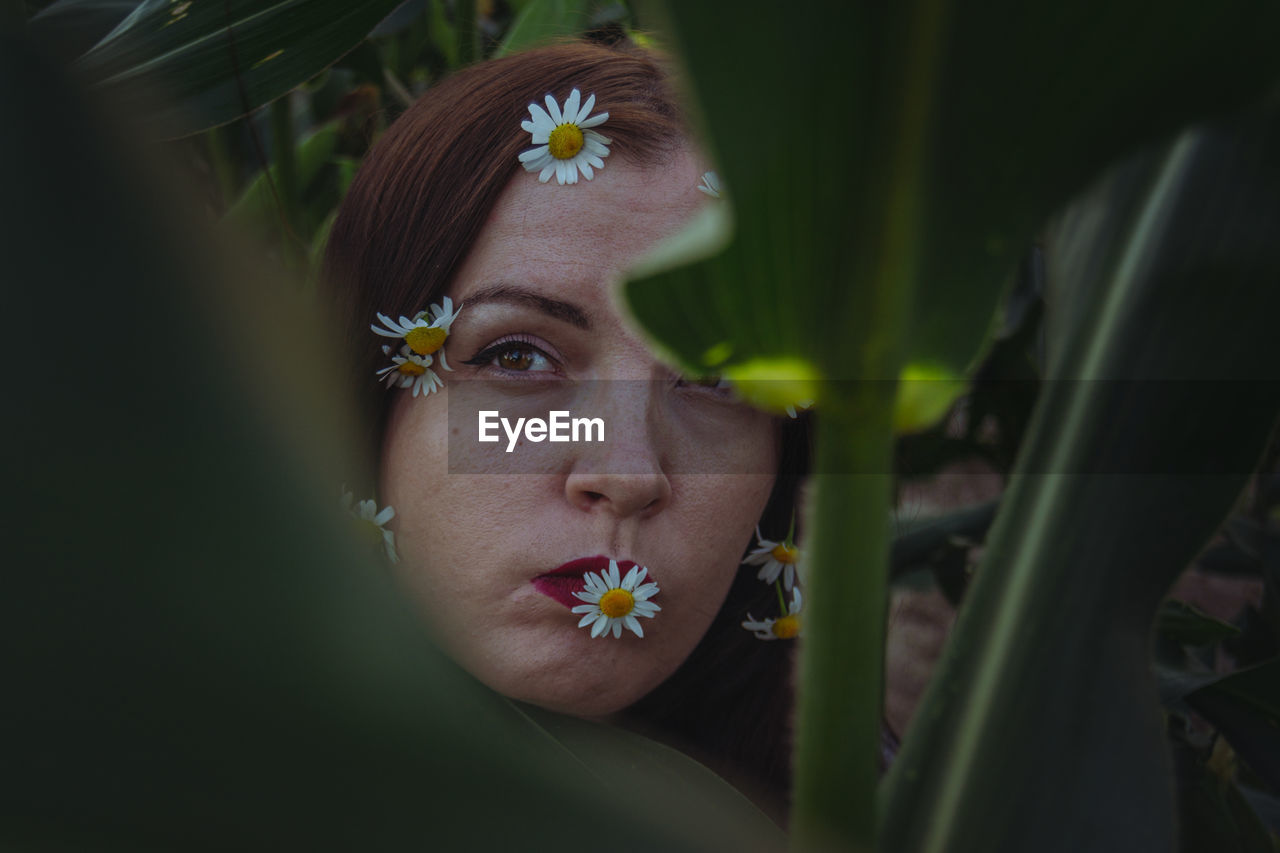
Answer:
[{"xmin": 459, "ymin": 284, "xmax": 591, "ymax": 330}]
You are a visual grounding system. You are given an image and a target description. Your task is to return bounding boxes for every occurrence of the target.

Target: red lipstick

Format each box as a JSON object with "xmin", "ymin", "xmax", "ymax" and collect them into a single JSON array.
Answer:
[{"xmin": 532, "ymin": 555, "xmax": 640, "ymax": 609}]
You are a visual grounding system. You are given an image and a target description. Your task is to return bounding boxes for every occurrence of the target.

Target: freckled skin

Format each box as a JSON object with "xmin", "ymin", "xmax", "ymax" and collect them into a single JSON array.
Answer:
[{"xmin": 380, "ymin": 145, "xmax": 779, "ymax": 717}]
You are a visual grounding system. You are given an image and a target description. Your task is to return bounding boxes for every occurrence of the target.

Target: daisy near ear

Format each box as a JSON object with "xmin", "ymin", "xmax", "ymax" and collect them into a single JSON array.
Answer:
[
  {"xmin": 743, "ymin": 587, "xmax": 803, "ymax": 641},
  {"xmin": 340, "ymin": 489, "xmax": 399, "ymax": 564},
  {"xmin": 518, "ymin": 88, "xmax": 611, "ymax": 185},
  {"xmin": 371, "ymin": 296, "xmax": 461, "ymax": 357},
  {"xmin": 572, "ymin": 559, "xmax": 661, "ymax": 639},
  {"xmin": 377, "ymin": 345, "xmax": 444, "ymax": 397},
  {"xmin": 371, "ymin": 297, "xmax": 459, "ymax": 393},
  {"xmin": 744, "ymin": 525, "xmax": 804, "ymax": 591}
]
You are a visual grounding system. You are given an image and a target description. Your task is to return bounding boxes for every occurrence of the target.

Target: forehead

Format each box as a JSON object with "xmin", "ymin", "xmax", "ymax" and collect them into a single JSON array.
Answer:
[{"xmin": 449, "ymin": 145, "xmax": 706, "ymax": 309}]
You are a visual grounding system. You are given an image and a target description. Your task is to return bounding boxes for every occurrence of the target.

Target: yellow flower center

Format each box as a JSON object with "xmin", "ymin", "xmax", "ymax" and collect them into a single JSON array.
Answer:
[
  {"xmin": 405, "ymin": 326, "xmax": 446, "ymax": 355},
  {"xmin": 772, "ymin": 615, "xmax": 800, "ymax": 639},
  {"xmin": 771, "ymin": 543, "xmax": 799, "ymax": 564},
  {"xmin": 599, "ymin": 589, "xmax": 635, "ymax": 618},
  {"xmin": 354, "ymin": 518, "xmax": 385, "ymax": 547},
  {"xmin": 397, "ymin": 360, "xmax": 426, "ymax": 376},
  {"xmin": 548, "ymin": 123, "xmax": 584, "ymax": 160}
]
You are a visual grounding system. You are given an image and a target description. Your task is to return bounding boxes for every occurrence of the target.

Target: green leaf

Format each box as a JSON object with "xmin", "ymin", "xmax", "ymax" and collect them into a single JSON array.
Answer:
[
  {"xmin": 627, "ymin": 2, "xmax": 1280, "ymax": 848},
  {"xmin": 1188, "ymin": 660, "xmax": 1280, "ymax": 793},
  {"xmin": 223, "ymin": 120, "xmax": 340, "ymax": 233},
  {"xmin": 27, "ymin": 0, "xmax": 136, "ymax": 61},
  {"xmin": 1158, "ymin": 600, "xmax": 1243, "ymax": 648},
  {"xmin": 73, "ymin": 0, "xmax": 405, "ymax": 138},
  {"xmin": 880, "ymin": 100, "xmax": 1280, "ymax": 853},
  {"xmin": 493, "ymin": 0, "xmax": 591, "ymax": 58},
  {"xmin": 2, "ymin": 34, "xmax": 783, "ymax": 852},
  {"xmin": 1171, "ymin": 733, "xmax": 1276, "ymax": 853}
]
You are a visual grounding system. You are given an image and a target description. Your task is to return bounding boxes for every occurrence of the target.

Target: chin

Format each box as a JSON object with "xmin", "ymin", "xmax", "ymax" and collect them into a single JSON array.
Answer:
[{"xmin": 472, "ymin": 647, "xmax": 670, "ymax": 719}]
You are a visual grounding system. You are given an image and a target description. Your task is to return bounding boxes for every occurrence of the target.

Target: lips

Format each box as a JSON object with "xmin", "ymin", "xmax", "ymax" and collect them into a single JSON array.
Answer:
[{"xmin": 532, "ymin": 555, "xmax": 641, "ymax": 609}]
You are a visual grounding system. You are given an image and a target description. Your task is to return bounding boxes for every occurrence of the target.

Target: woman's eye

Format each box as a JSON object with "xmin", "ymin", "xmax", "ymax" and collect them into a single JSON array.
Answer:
[
  {"xmin": 496, "ymin": 345, "xmax": 548, "ymax": 371},
  {"xmin": 464, "ymin": 339, "xmax": 558, "ymax": 374}
]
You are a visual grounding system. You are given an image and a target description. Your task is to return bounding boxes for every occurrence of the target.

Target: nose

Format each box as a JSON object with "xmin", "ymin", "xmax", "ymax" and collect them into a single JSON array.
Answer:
[{"xmin": 563, "ymin": 385, "xmax": 671, "ymax": 518}]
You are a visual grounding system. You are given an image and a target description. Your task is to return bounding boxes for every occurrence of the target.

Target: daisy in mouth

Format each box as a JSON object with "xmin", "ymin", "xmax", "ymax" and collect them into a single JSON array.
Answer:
[{"xmin": 571, "ymin": 559, "xmax": 661, "ymax": 639}]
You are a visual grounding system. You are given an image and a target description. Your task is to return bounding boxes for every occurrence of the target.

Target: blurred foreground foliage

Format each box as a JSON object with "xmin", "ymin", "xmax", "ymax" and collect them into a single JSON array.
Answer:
[{"xmin": 6, "ymin": 0, "xmax": 1280, "ymax": 851}]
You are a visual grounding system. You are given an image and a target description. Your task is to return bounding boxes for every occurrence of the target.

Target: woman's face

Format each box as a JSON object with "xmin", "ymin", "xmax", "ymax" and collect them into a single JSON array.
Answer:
[{"xmin": 380, "ymin": 144, "xmax": 779, "ymax": 717}]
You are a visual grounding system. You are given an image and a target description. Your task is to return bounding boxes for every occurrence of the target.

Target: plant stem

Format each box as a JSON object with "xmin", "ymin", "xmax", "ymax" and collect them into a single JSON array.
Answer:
[
  {"xmin": 791, "ymin": 390, "xmax": 896, "ymax": 852},
  {"xmin": 269, "ymin": 96, "xmax": 303, "ymax": 270},
  {"xmin": 206, "ymin": 124, "xmax": 239, "ymax": 214}
]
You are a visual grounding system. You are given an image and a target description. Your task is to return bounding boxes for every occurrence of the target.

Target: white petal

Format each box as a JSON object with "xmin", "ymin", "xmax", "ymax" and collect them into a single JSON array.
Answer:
[
  {"xmin": 591, "ymin": 614, "xmax": 608, "ymax": 638},
  {"xmin": 526, "ymin": 103, "xmax": 552, "ymax": 128},
  {"xmin": 632, "ymin": 583, "xmax": 659, "ymax": 600},
  {"xmin": 578, "ymin": 110, "xmax": 608, "ymax": 128},
  {"xmin": 518, "ymin": 145, "xmax": 550, "ymax": 164},
  {"xmin": 373, "ymin": 506, "xmax": 395, "ymax": 525},
  {"xmin": 624, "ymin": 615, "xmax": 643, "ymax": 638},
  {"xmin": 621, "ymin": 565, "xmax": 640, "ymax": 590},
  {"xmin": 611, "ymin": 621, "xmax": 622, "ymax": 639},
  {"xmin": 576, "ymin": 92, "xmax": 596, "ymax": 123},
  {"xmin": 538, "ymin": 163, "xmax": 555, "ymax": 182},
  {"xmin": 578, "ymin": 161, "xmax": 594, "ymax": 181},
  {"xmin": 563, "ymin": 89, "xmax": 581, "ymax": 125},
  {"xmin": 783, "ymin": 564, "xmax": 796, "ymax": 590},
  {"xmin": 571, "ymin": 604, "xmax": 596, "ymax": 614},
  {"xmin": 578, "ymin": 612, "xmax": 598, "ymax": 628},
  {"xmin": 583, "ymin": 129, "xmax": 611, "ymax": 146},
  {"xmin": 544, "ymin": 93, "xmax": 562, "ymax": 124}
]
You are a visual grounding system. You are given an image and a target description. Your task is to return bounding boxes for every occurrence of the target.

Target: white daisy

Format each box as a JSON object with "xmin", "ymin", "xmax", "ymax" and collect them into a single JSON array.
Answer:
[
  {"xmin": 571, "ymin": 559, "xmax": 661, "ymax": 639},
  {"xmin": 697, "ymin": 170, "xmax": 722, "ymax": 198},
  {"xmin": 371, "ymin": 296, "xmax": 461, "ymax": 357},
  {"xmin": 518, "ymin": 88, "xmax": 611, "ymax": 185},
  {"xmin": 742, "ymin": 588, "xmax": 803, "ymax": 641},
  {"xmin": 340, "ymin": 489, "xmax": 399, "ymax": 564},
  {"xmin": 377, "ymin": 345, "xmax": 445, "ymax": 397},
  {"xmin": 743, "ymin": 525, "xmax": 804, "ymax": 590}
]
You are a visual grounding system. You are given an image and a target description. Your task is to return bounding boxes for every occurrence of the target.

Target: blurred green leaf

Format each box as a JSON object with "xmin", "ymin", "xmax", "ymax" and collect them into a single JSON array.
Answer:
[
  {"xmin": 2, "ymin": 33, "xmax": 783, "ymax": 852},
  {"xmin": 224, "ymin": 120, "xmax": 339, "ymax": 233},
  {"xmin": 74, "ymin": 0, "xmax": 405, "ymax": 138},
  {"xmin": 628, "ymin": 2, "xmax": 1280, "ymax": 847},
  {"xmin": 494, "ymin": 0, "xmax": 591, "ymax": 57},
  {"xmin": 881, "ymin": 99, "xmax": 1280, "ymax": 853}
]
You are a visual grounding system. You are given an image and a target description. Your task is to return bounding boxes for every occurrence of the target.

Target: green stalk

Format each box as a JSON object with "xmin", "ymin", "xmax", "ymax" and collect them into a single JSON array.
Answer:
[
  {"xmin": 269, "ymin": 97, "xmax": 303, "ymax": 269},
  {"xmin": 790, "ymin": 0, "xmax": 946, "ymax": 844},
  {"xmin": 790, "ymin": 391, "xmax": 896, "ymax": 852},
  {"xmin": 206, "ymin": 124, "xmax": 239, "ymax": 214},
  {"xmin": 455, "ymin": 0, "xmax": 478, "ymax": 66}
]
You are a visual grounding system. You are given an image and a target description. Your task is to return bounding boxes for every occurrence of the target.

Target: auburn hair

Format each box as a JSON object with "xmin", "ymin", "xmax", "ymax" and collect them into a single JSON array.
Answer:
[{"xmin": 322, "ymin": 40, "xmax": 806, "ymax": 816}]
